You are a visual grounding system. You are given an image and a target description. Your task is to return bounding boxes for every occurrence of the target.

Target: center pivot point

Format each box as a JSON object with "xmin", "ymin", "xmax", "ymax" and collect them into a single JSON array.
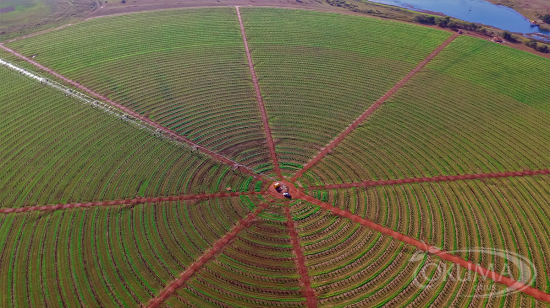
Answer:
[{"xmin": 268, "ymin": 180, "xmax": 298, "ymax": 200}]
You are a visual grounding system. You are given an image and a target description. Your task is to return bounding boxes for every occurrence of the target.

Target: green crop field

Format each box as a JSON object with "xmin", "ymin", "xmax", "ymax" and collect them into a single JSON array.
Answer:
[
  {"xmin": 5, "ymin": 8, "xmax": 272, "ymax": 170},
  {"xmin": 2, "ymin": 6, "xmax": 550, "ymax": 308},
  {"xmin": 241, "ymin": 7, "xmax": 451, "ymax": 167},
  {"xmin": 309, "ymin": 176, "xmax": 550, "ymax": 301},
  {"xmin": 304, "ymin": 45, "xmax": 550, "ymax": 185},
  {"xmin": 0, "ymin": 64, "xmax": 254, "ymax": 208}
]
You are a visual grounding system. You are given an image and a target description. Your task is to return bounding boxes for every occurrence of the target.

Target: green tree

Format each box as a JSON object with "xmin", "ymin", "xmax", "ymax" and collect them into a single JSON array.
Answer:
[
  {"xmin": 502, "ymin": 31, "xmax": 513, "ymax": 41},
  {"xmin": 414, "ymin": 15, "xmax": 436, "ymax": 25},
  {"xmin": 542, "ymin": 14, "xmax": 550, "ymax": 24}
]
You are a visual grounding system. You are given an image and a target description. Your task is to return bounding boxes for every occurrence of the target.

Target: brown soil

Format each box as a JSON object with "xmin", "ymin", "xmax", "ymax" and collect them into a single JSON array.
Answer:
[
  {"xmin": 267, "ymin": 180, "xmax": 300, "ymax": 200},
  {"xmin": 146, "ymin": 202, "xmax": 269, "ymax": 307},
  {"xmin": 0, "ymin": 191, "xmax": 264, "ymax": 213},
  {"xmin": 236, "ymin": 6, "xmax": 282, "ymax": 178},
  {"xmin": 284, "ymin": 206, "xmax": 317, "ymax": 307}
]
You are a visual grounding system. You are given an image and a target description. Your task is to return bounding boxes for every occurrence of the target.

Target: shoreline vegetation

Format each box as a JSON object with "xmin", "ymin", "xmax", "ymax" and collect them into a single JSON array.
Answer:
[{"xmin": 325, "ymin": 0, "xmax": 550, "ymax": 55}]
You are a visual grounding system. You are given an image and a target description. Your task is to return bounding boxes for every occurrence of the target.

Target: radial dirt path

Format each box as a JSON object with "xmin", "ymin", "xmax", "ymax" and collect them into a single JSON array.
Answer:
[
  {"xmin": 291, "ymin": 33, "xmax": 459, "ymax": 181},
  {"xmin": 0, "ymin": 191, "xmax": 264, "ymax": 214},
  {"xmin": 298, "ymin": 194, "xmax": 550, "ymax": 303},
  {"xmin": 236, "ymin": 6, "xmax": 282, "ymax": 178},
  {"xmin": 309, "ymin": 169, "xmax": 550, "ymax": 190},
  {"xmin": 0, "ymin": 44, "xmax": 266, "ymax": 182},
  {"xmin": 285, "ymin": 207, "xmax": 317, "ymax": 307},
  {"xmin": 146, "ymin": 202, "xmax": 269, "ymax": 307}
]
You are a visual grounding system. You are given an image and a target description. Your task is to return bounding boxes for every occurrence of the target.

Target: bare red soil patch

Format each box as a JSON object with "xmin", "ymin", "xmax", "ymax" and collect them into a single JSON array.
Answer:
[
  {"xmin": 291, "ymin": 33, "xmax": 459, "ymax": 182},
  {"xmin": 301, "ymin": 194, "xmax": 550, "ymax": 303},
  {"xmin": 0, "ymin": 191, "xmax": 264, "ymax": 214},
  {"xmin": 309, "ymin": 169, "xmax": 550, "ymax": 190},
  {"xmin": 285, "ymin": 206, "xmax": 317, "ymax": 308},
  {"xmin": 267, "ymin": 180, "xmax": 300, "ymax": 199},
  {"xmin": 146, "ymin": 202, "xmax": 269, "ymax": 307}
]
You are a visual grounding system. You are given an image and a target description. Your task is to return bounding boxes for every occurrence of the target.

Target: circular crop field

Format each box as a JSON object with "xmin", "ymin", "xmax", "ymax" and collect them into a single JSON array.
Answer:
[{"xmin": 2, "ymin": 6, "xmax": 550, "ymax": 308}]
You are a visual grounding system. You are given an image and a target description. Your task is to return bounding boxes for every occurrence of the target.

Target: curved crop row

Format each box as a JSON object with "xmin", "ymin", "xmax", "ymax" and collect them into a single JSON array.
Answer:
[
  {"xmin": 291, "ymin": 200, "xmax": 545, "ymax": 307},
  {"xmin": 240, "ymin": 7, "xmax": 451, "ymax": 166},
  {"xmin": 304, "ymin": 61, "xmax": 550, "ymax": 185},
  {"xmin": 310, "ymin": 175, "xmax": 550, "ymax": 294},
  {"xmin": 169, "ymin": 204, "xmax": 305, "ymax": 307},
  {"xmin": 5, "ymin": 8, "xmax": 272, "ymax": 170},
  {"xmin": 0, "ymin": 66, "xmax": 252, "ymax": 208},
  {"xmin": 0, "ymin": 196, "xmax": 261, "ymax": 307},
  {"xmin": 427, "ymin": 36, "xmax": 550, "ymax": 114}
]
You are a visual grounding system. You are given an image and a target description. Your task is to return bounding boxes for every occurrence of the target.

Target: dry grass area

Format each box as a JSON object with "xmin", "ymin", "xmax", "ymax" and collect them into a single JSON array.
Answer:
[
  {"xmin": 0, "ymin": 0, "xmax": 98, "ymax": 40},
  {"xmin": 486, "ymin": 0, "xmax": 550, "ymax": 24}
]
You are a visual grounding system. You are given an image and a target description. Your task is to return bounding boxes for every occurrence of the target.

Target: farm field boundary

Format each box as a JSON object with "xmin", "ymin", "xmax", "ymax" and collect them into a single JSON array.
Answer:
[
  {"xmin": 0, "ymin": 47, "xmax": 272, "ymax": 182},
  {"xmin": 291, "ymin": 33, "xmax": 459, "ymax": 182},
  {"xmin": 285, "ymin": 206, "xmax": 317, "ymax": 307},
  {"xmin": 146, "ymin": 202, "xmax": 270, "ymax": 307},
  {"xmin": 236, "ymin": 6, "xmax": 282, "ymax": 177},
  {"xmin": 309, "ymin": 169, "xmax": 550, "ymax": 190},
  {"xmin": 299, "ymin": 193, "xmax": 550, "ymax": 303},
  {"xmin": 0, "ymin": 191, "xmax": 265, "ymax": 214}
]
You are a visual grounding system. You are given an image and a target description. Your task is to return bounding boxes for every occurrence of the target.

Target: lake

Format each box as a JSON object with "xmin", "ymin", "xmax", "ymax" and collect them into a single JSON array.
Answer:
[{"xmin": 367, "ymin": 0, "xmax": 550, "ymax": 40}]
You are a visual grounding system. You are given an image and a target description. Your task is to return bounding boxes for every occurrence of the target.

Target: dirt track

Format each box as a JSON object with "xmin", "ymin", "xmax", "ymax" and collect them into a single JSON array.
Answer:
[
  {"xmin": 0, "ymin": 44, "xmax": 266, "ymax": 182},
  {"xmin": 301, "ymin": 194, "xmax": 550, "ymax": 303},
  {"xmin": 0, "ymin": 191, "xmax": 264, "ymax": 214},
  {"xmin": 285, "ymin": 207, "xmax": 317, "ymax": 308},
  {"xmin": 291, "ymin": 34, "xmax": 460, "ymax": 182},
  {"xmin": 309, "ymin": 169, "xmax": 550, "ymax": 190},
  {"xmin": 236, "ymin": 6, "xmax": 282, "ymax": 178},
  {"xmin": 146, "ymin": 202, "xmax": 269, "ymax": 307}
]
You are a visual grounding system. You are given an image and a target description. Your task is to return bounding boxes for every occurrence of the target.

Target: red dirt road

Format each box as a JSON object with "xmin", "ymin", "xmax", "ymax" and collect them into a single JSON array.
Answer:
[
  {"xmin": 309, "ymin": 169, "xmax": 550, "ymax": 190},
  {"xmin": 300, "ymin": 194, "xmax": 550, "ymax": 303},
  {"xmin": 146, "ymin": 202, "xmax": 269, "ymax": 307},
  {"xmin": 236, "ymin": 6, "xmax": 282, "ymax": 178},
  {"xmin": 291, "ymin": 34, "xmax": 459, "ymax": 182},
  {"xmin": 285, "ymin": 207, "xmax": 317, "ymax": 308},
  {"xmin": 0, "ymin": 191, "xmax": 264, "ymax": 214},
  {"xmin": 0, "ymin": 44, "xmax": 265, "ymax": 182}
]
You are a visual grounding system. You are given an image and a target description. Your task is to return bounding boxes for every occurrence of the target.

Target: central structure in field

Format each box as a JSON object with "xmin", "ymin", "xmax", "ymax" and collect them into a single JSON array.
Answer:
[{"xmin": 268, "ymin": 180, "xmax": 299, "ymax": 199}]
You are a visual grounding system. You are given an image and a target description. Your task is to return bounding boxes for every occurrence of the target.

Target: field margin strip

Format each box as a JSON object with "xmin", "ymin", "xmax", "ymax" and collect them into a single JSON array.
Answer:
[
  {"xmin": 236, "ymin": 6, "xmax": 282, "ymax": 178},
  {"xmin": 300, "ymin": 194, "xmax": 550, "ymax": 303},
  {"xmin": 146, "ymin": 202, "xmax": 270, "ymax": 307},
  {"xmin": 291, "ymin": 33, "xmax": 460, "ymax": 181},
  {"xmin": 308, "ymin": 169, "xmax": 550, "ymax": 190},
  {"xmin": 0, "ymin": 46, "xmax": 271, "ymax": 182},
  {"xmin": 0, "ymin": 191, "xmax": 266, "ymax": 213},
  {"xmin": 285, "ymin": 206, "xmax": 317, "ymax": 307}
]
